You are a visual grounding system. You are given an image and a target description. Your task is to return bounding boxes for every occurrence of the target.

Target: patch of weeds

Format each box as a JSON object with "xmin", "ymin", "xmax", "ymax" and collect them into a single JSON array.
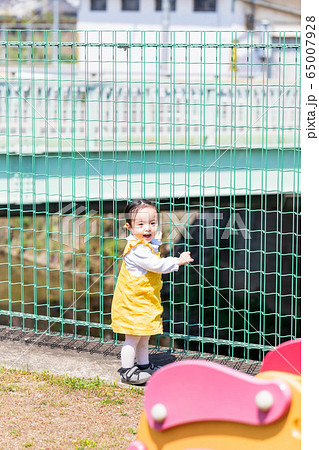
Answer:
[
  {"xmin": 63, "ymin": 376, "xmax": 102, "ymax": 392},
  {"xmin": 36, "ymin": 371, "xmax": 105, "ymax": 394},
  {"xmin": 128, "ymin": 386, "xmax": 144, "ymax": 395},
  {"xmin": 1, "ymin": 367, "xmax": 141, "ymax": 401},
  {"xmin": 49, "ymin": 399, "xmax": 69, "ymax": 408},
  {"xmin": 24, "ymin": 443, "xmax": 33, "ymax": 448},
  {"xmin": 35, "ymin": 371, "xmax": 136, "ymax": 403},
  {"xmin": 21, "ymin": 364, "xmax": 31, "ymax": 374},
  {"xmin": 101, "ymin": 394, "xmax": 124, "ymax": 406},
  {"xmin": 128, "ymin": 428, "xmax": 137, "ymax": 435},
  {"xmin": 0, "ymin": 384, "xmax": 18, "ymax": 392},
  {"xmin": 33, "ymin": 400, "xmax": 48, "ymax": 410},
  {"xmin": 72, "ymin": 438, "xmax": 97, "ymax": 448},
  {"xmin": 10, "ymin": 428, "xmax": 21, "ymax": 437}
]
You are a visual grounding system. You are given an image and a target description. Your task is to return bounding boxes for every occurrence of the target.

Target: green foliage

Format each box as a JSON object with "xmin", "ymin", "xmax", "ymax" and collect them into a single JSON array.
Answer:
[
  {"xmin": 10, "ymin": 429, "xmax": 21, "ymax": 437},
  {"xmin": 72, "ymin": 438, "xmax": 97, "ymax": 449},
  {"xmin": 101, "ymin": 394, "xmax": 124, "ymax": 406}
]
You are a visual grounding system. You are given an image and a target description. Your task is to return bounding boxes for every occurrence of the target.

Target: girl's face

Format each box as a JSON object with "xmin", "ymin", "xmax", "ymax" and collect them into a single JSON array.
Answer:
[{"xmin": 127, "ymin": 206, "xmax": 158, "ymax": 242}]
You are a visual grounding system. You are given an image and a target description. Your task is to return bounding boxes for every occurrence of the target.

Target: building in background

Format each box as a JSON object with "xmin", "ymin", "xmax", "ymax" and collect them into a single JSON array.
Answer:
[
  {"xmin": 241, "ymin": 0, "xmax": 300, "ymax": 31},
  {"xmin": 0, "ymin": 1, "xmax": 301, "ymax": 32},
  {"xmin": 75, "ymin": 0, "xmax": 300, "ymax": 77},
  {"xmin": 77, "ymin": 0, "xmax": 300, "ymax": 32}
]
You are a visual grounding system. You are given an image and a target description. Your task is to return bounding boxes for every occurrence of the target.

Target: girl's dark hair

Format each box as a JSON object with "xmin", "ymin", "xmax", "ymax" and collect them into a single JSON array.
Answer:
[{"xmin": 124, "ymin": 199, "xmax": 158, "ymax": 225}]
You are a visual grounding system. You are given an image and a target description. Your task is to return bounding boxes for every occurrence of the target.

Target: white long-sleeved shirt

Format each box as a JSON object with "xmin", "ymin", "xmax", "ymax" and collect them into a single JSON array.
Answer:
[{"xmin": 124, "ymin": 234, "xmax": 180, "ymax": 277}]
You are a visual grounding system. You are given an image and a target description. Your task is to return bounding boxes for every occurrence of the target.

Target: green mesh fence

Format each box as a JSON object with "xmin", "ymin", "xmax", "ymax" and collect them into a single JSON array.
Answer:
[{"xmin": 0, "ymin": 30, "xmax": 300, "ymax": 361}]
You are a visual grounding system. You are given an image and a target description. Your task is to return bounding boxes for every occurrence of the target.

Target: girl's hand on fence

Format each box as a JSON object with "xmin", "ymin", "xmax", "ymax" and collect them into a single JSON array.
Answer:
[{"xmin": 178, "ymin": 251, "xmax": 194, "ymax": 266}]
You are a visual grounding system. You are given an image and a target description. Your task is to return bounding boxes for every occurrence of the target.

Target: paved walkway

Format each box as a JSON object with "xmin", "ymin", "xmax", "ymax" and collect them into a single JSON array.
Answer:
[
  {"xmin": 0, "ymin": 338, "xmax": 123, "ymax": 384},
  {"xmin": 0, "ymin": 329, "xmax": 261, "ymax": 385},
  {"xmin": 0, "ymin": 329, "xmax": 177, "ymax": 385}
]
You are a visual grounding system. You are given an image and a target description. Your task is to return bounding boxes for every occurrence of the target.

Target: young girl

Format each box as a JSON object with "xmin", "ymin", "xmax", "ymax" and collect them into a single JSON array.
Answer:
[{"xmin": 111, "ymin": 199, "xmax": 193, "ymax": 385}]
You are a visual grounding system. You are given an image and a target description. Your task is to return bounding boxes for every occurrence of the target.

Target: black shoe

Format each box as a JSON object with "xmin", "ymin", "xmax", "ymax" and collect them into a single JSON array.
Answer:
[{"xmin": 118, "ymin": 366, "xmax": 151, "ymax": 385}]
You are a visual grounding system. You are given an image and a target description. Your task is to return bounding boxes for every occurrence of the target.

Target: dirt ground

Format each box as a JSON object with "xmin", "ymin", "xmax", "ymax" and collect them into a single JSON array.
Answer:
[{"xmin": 0, "ymin": 367, "xmax": 144, "ymax": 449}]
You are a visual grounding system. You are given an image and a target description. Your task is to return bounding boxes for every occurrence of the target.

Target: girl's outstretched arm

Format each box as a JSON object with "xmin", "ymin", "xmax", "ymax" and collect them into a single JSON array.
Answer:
[{"xmin": 125, "ymin": 244, "xmax": 181, "ymax": 274}]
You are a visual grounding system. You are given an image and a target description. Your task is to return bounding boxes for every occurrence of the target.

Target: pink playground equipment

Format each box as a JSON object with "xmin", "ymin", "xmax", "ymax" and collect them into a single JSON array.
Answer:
[{"xmin": 128, "ymin": 339, "xmax": 301, "ymax": 450}]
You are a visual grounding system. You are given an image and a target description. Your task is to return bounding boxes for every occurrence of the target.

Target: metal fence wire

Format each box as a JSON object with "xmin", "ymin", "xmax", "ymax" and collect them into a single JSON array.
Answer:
[{"xmin": 0, "ymin": 30, "xmax": 300, "ymax": 362}]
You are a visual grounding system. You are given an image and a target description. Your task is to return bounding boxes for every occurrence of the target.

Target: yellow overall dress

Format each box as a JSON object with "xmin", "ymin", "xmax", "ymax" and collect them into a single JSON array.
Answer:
[{"xmin": 111, "ymin": 239, "xmax": 163, "ymax": 336}]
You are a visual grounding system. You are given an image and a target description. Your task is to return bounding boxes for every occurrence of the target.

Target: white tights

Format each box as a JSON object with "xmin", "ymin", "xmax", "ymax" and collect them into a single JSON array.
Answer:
[{"xmin": 121, "ymin": 334, "xmax": 150, "ymax": 369}]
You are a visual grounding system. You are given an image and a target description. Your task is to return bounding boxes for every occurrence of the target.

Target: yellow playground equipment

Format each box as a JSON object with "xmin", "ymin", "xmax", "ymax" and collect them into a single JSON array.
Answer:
[{"xmin": 128, "ymin": 339, "xmax": 301, "ymax": 450}]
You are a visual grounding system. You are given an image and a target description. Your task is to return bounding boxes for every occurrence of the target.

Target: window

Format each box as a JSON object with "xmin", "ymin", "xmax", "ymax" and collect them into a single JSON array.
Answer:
[
  {"xmin": 155, "ymin": 0, "xmax": 176, "ymax": 11},
  {"xmin": 122, "ymin": 0, "xmax": 139, "ymax": 10},
  {"xmin": 194, "ymin": 0, "xmax": 216, "ymax": 11},
  {"xmin": 272, "ymin": 36, "xmax": 300, "ymax": 44},
  {"xmin": 90, "ymin": 0, "xmax": 107, "ymax": 10}
]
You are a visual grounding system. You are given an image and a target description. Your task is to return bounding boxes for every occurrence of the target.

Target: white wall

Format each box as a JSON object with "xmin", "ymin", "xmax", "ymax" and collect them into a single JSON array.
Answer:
[
  {"xmin": 77, "ymin": 0, "xmax": 246, "ymax": 31},
  {"xmin": 77, "ymin": 0, "xmax": 301, "ymax": 32}
]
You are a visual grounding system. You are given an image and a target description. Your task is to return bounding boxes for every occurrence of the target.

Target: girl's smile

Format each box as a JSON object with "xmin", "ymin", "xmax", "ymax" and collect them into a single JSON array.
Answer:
[{"xmin": 127, "ymin": 206, "xmax": 158, "ymax": 242}]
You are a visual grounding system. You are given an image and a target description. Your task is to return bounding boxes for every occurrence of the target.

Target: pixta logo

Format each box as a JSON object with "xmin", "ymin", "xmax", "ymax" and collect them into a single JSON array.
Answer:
[
  {"xmin": 117, "ymin": 211, "xmax": 251, "ymax": 241},
  {"xmin": 52, "ymin": 204, "xmax": 99, "ymax": 250},
  {"xmin": 198, "ymin": 212, "xmax": 251, "ymax": 240}
]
